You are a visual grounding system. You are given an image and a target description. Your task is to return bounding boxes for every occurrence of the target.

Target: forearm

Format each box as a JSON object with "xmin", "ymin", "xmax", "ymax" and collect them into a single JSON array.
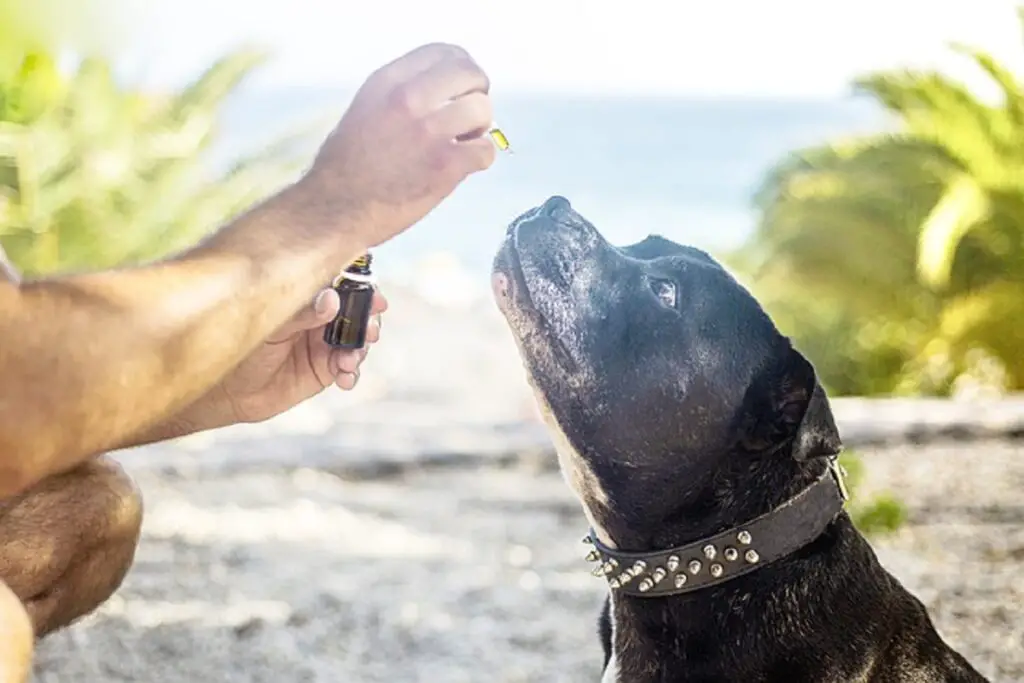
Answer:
[
  {"xmin": 113, "ymin": 404, "xmax": 218, "ymax": 450},
  {"xmin": 0, "ymin": 182, "xmax": 368, "ymax": 495}
]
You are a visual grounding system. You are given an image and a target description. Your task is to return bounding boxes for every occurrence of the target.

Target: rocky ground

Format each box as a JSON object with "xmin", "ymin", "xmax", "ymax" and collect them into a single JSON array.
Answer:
[{"xmin": 26, "ymin": 274, "xmax": 1024, "ymax": 682}]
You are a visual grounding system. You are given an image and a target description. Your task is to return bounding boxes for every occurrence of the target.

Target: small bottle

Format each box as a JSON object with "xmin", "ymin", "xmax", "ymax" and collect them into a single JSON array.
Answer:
[{"xmin": 323, "ymin": 253, "xmax": 375, "ymax": 350}]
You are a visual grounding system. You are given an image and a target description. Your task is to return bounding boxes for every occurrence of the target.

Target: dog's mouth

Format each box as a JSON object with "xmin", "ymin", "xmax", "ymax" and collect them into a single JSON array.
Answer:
[
  {"xmin": 491, "ymin": 221, "xmax": 529, "ymax": 312},
  {"xmin": 492, "ymin": 199, "xmax": 587, "ymax": 374}
]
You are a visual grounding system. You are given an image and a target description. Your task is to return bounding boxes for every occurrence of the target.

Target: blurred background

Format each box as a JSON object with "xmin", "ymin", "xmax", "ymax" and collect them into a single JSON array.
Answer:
[{"xmin": 4, "ymin": 1, "xmax": 1023, "ymax": 682}]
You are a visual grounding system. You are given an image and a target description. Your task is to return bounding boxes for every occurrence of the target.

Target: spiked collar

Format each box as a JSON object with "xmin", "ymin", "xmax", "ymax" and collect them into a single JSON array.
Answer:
[{"xmin": 583, "ymin": 456, "xmax": 850, "ymax": 597}]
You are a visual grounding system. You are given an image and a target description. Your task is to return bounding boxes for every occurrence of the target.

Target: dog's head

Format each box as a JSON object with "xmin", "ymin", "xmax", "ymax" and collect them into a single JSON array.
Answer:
[{"xmin": 492, "ymin": 196, "xmax": 841, "ymax": 549}]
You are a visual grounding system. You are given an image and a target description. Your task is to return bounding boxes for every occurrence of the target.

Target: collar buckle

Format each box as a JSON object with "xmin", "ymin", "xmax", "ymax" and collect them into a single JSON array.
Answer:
[{"xmin": 828, "ymin": 455, "xmax": 851, "ymax": 503}]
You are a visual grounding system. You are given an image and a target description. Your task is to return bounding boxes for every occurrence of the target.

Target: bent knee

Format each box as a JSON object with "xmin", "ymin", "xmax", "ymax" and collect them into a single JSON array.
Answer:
[
  {"xmin": 0, "ymin": 455, "xmax": 143, "ymax": 562},
  {"xmin": 75, "ymin": 456, "xmax": 144, "ymax": 542}
]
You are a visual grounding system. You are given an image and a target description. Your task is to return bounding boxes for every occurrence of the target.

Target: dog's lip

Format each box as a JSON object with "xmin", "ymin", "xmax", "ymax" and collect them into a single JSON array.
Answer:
[
  {"xmin": 495, "ymin": 224, "xmax": 533, "ymax": 308},
  {"xmin": 495, "ymin": 220, "xmax": 581, "ymax": 374}
]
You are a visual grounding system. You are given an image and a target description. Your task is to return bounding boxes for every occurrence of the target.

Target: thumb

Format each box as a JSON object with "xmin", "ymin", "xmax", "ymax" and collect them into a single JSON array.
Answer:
[{"xmin": 267, "ymin": 288, "xmax": 340, "ymax": 343}]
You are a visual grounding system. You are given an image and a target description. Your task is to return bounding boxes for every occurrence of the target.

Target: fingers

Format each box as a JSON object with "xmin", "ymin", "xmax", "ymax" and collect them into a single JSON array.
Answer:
[
  {"xmin": 376, "ymin": 43, "xmax": 472, "ymax": 89},
  {"xmin": 273, "ymin": 285, "xmax": 385, "ymax": 348},
  {"xmin": 382, "ymin": 44, "xmax": 489, "ymax": 115},
  {"xmin": 428, "ymin": 91, "xmax": 493, "ymax": 142},
  {"xmin": 335, "ymin": 368, "xmax": 360, "ymax": 391},
  {"xmin": 267, "ymin": 288, "xmax": 340, "ymax": 343},
  {"xmin": 424, "ymin": 92, "xmax": 497, "ymax": 175},
  {"xmin": 332, "ymin": 353, "xmax": 361, "ymax": 391},
  {"xmin": 333, "ymin": 346, "xmax": 366, "ymax": 375},
  {"xmin": 326, "ymin": 310, "xmax": 382, "ymax": 391},
  {"xmin": 403, "ymin": 51, "xmax": 490, "ymax": 115},
  {"xmin": 454, "ymin": 135, "xmax": 498, "ymax": 176},
  {"xmin": 371, "ymin": 289, "xmax": 389, "ymax": 315}
]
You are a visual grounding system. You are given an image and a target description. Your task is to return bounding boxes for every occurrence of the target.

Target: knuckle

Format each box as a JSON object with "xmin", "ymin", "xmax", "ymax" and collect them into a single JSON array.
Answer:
[
  {"xmin": 433, "ymin": 42, "xmax": 471, "ymax": 60},
  {"xmin": 387, "ymin": 82, "xmax": 419, "ymax": 115},
  {"xmin": 472, "ymin": 93, "xmax": 494, "ymax": 127},
  {"xmin": 411, "ymin": 112, "xmax": 436, "ymax": 144},
  {"xmin": 366, "ymin": 62, "xmax": 399, "ymax": 93},
  {"xmin": 79, "ymin": 457, "xmax": 144, "ymax": 538},
  {"xmin": 453, "ymin": 55, "xmax": 488, "ymax": 90}
]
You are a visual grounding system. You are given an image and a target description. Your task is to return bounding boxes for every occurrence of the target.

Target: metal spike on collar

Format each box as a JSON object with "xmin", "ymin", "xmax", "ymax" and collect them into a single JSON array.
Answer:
[{"xmin": 575, "ymin": 464, "xmax": 848, "ymax": 597}]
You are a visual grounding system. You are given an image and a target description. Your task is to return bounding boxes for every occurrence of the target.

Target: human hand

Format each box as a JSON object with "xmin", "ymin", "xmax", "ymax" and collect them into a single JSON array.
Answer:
[
  {"xmin": 301, "ymin": 43, "xmax": 496, "ymax": 247},
  {"xmin": 138, "ymin": 287, "xmax": 388, "ymax": 443},
  {"xmin": 205, "ymin": 286, "xmax": 388, "ymax": 425}
]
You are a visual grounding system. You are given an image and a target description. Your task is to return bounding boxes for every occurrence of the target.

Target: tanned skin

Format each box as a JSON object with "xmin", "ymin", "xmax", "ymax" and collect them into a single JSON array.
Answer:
[{"xmin": 0, "ymin": 42, "xmax": 497, "ymax": 681}]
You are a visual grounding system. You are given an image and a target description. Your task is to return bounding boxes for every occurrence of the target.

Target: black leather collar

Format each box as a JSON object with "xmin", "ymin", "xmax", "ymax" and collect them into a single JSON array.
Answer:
[{"xmin": 583, "ymin": 457, "xmax": 850, "ymax": 598}]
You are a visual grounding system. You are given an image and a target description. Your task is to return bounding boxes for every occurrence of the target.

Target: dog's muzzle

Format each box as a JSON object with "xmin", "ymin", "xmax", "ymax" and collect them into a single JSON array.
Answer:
[{"xmin": 583, "ymin": 457, "xmax": 850, "ymax": 598}]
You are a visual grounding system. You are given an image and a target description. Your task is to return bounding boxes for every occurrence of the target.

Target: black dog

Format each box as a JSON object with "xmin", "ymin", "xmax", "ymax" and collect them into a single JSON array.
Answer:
[{"xmin": 491, "ymin": 196, "xmax": 988, "ymax": 683}]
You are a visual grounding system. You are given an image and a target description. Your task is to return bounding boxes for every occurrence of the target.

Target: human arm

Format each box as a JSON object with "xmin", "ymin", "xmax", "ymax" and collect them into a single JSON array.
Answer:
[
  {"xmin": 117, "ymin": 288, "xmax": 387, "ymax": 449},
  {"xmin": 0, "ymin": 183, "xmax": 368, "ymax": 495},
  {"xmin": 0, "ymin": 42, "xmax": 496, "ymax": 496}
]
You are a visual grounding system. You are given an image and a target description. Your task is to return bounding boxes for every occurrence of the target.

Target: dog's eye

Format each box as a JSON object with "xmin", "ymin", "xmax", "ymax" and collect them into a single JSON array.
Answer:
[{"xmin": 649, "ymin": 278, "xmax": 677, "ymax": 308}]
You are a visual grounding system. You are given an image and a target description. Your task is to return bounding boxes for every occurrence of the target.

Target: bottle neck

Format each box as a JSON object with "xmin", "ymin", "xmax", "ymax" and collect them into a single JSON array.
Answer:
[
  {"xmin": 347, "ymin": 253, "xmax": 373, "ymax": 276},
  {"xmin": 333, "ymin": 253, "xmax": 374, "ymax": 286},
  {"xmin": 336, "ymin": 271, "xmax": 375, "ymax": 285}
]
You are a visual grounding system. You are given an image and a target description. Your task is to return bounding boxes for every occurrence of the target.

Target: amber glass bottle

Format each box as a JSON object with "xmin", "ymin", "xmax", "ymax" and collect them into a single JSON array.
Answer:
[{"xmin": 323, "ymin": 253, "xmax": 375, "ymax": 349}]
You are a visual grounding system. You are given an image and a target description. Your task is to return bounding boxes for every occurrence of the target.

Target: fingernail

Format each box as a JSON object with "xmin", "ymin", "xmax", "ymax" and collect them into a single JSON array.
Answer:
[{"xmin": 314, "ymin": 290, "xmax": 330, "ymax": 315}]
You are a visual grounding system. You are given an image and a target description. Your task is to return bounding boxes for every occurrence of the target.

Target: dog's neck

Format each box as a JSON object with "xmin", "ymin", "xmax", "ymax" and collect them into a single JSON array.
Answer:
[
  {"xmin": 591, "ymin": 448, "xmax": 836, "ymax": 554},
  {"xmin": 585, "ymin": 460, "xmax": 847, "ymax": 598},
  {"xmin": 604, "ymin": 514, "xmax": 881, "ymax": 683},
  {"xmin": 589, "ymin": 455, "xmax": 878, "ymax": 683}
]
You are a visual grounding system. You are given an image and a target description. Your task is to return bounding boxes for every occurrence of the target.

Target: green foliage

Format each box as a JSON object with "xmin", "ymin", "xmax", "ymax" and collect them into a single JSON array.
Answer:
[
  {"xmin": 0, "ymin": 1, "xmax": 131, "ymax": 87},
  {"xmin": 0, "ymin": 42, "xmax": 310, "ymax": 276},
  {"xmin": 852, "ymin": 495, "xmax": 907, "ymax": 535},
  {"xmin": 737, "ymin": 6, "xmax": 1024, "ymax": 397},
  {"xmin": 838, "ymin": 451, "xmax": 907, "ymax": 536}
]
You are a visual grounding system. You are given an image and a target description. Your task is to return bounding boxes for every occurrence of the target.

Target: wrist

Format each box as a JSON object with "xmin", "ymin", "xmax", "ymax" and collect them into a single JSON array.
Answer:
[
  {"xmin": 117, "ymin": 413, "xmax": 204, "ymax": 450},
  {"xmin": 118, "ymin": 391, "xmax": 235, "ymax": 450},
  {"xmin": 284, "ymin": 173, "xmax": 377, "ymax": 258}
]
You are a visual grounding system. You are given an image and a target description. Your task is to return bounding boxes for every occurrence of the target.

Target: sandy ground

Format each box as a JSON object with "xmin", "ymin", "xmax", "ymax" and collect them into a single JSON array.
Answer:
[
  {"xmin": 25, "ymin": 274, "xmax": 1024, "ymax": 682},
  {"xmin": 28, "ymin": 438, "xmax": 1024, "ymax": 683}
]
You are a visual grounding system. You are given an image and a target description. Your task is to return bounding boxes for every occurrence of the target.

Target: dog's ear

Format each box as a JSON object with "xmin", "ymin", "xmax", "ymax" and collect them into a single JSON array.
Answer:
[
  {"xmin": 738, "ymin": 345, "xmax": 842, "ymax": 460},
  {"xmin": 778, "ymin": 348, "xmax": 842, "ymax": 462}
]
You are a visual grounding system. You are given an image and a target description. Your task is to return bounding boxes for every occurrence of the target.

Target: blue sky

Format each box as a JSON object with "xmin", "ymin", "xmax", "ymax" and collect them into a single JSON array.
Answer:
[{"xmin": 106, "ymin": 0, "xmax": 1024, "ymax": 97}]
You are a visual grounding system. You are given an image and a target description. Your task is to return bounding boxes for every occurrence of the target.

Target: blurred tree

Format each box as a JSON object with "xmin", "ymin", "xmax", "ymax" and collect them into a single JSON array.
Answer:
[
  {"xmin": 0, "ymin": 1, "xmax": 311, "ymax": 276},
  {"xmin": 738, "ymin": 7, "xmax": 1024, "ymax": 397},
  {"xmin": 0, "ymin": 0, "xmax": 129, "ymax": 78}
]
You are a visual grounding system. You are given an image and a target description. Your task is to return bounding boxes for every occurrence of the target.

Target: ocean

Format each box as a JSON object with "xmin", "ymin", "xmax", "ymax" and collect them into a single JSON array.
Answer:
[{"xmin": 217, "ymin": 88, "xmax": 890, "ymax": 278}]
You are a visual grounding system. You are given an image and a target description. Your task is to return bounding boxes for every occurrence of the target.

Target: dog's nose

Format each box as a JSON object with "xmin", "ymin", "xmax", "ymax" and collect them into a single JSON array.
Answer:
[{"xmin": 541, "ymin": 195, "xmax": 572, "ymax": 219}]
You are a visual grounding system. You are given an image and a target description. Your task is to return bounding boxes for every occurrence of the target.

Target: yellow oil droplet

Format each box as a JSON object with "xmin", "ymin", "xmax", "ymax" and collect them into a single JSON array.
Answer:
[{"xmin": 489, "ymin": 126, "xmax": 512, "ymax": 153}]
